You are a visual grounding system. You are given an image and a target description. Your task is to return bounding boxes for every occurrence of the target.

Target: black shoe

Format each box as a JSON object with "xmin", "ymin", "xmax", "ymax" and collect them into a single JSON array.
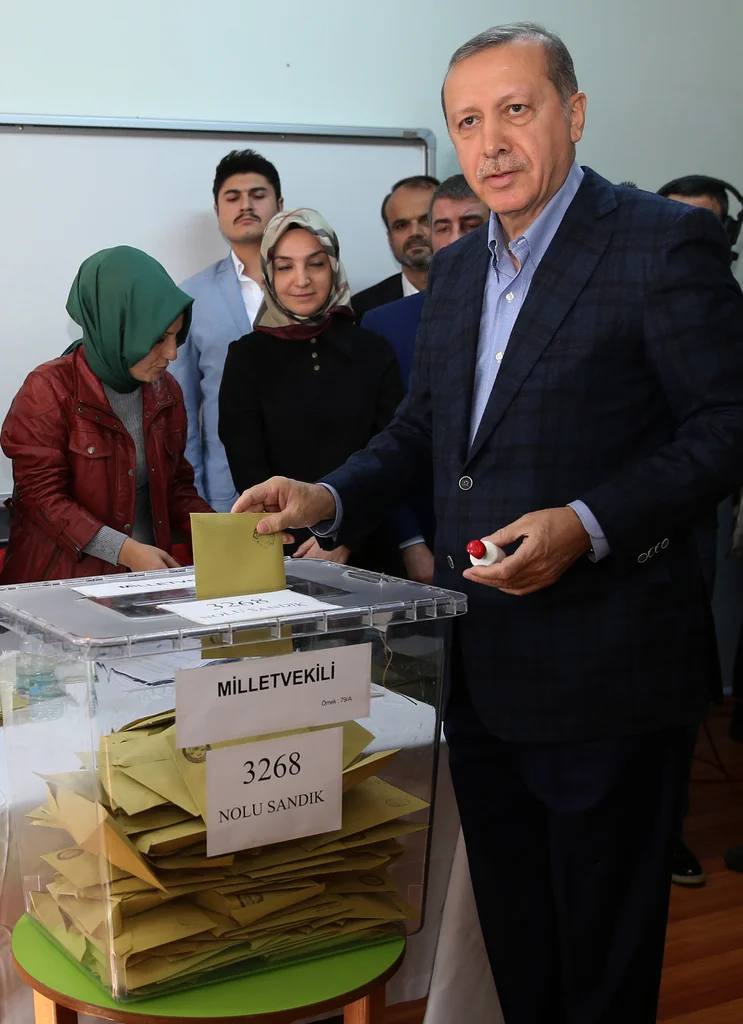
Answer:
[
  {"xmin": 672, "ymin": 839, "xmax": 706, "ymax": 886},
  {"xmin": 724, "ymin": 845, "xmax": 743, "ymax": 872},
  {"xmin": 731, "ymin": 704, "xmax": 743, "ymax": 743}
]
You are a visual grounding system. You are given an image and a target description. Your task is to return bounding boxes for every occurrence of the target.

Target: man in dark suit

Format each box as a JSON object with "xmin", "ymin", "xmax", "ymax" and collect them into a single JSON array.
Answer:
[
  {"xmin": 351, "ymin": 174, "xmax": 439, "ymax": 319},
  {"xmin": 233, "ymin": 21, "xmax": 743, "ymax": 1024},
  {"xmin": 363, "ymin": 174, "xmax": 488, "ymax": 584}
]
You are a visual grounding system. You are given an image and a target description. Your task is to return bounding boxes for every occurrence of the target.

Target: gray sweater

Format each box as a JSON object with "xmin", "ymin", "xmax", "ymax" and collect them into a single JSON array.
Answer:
[{"xmin": 83, "ymin": 386, "xmax": 155, "ymax": 565}]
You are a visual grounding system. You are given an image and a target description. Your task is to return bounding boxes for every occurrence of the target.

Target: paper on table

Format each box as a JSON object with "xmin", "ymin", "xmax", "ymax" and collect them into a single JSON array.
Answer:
[
  {"xmin": 191, "ymin": 512, "xmax": 286, "ymax": 601},
  {"xmin": 161, "ymin": 590, "xmax": 342, "ymax": 626}
]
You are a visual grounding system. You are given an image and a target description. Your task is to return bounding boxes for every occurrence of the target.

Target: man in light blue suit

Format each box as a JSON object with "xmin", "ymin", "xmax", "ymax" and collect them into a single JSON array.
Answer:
[{"xmin": 173, "ymin": 150, "xmax": 283, "ymax": 510}]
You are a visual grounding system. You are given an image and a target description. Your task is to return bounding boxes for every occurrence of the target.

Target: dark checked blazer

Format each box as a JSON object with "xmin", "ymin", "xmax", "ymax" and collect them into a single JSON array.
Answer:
[{"xmin": 322, "ymin": 167, "xmax": 743, "ymax": 743}]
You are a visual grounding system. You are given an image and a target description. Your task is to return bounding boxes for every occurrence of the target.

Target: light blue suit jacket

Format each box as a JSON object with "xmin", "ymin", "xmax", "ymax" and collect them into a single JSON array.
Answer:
[{"xmin": 172, "ymin": 255, "xmax": 251, "ymax": 511}]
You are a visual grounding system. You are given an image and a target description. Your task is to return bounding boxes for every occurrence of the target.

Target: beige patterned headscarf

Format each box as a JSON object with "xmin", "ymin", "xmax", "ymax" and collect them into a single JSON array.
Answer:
[{"xmin": 254, "ymin": 208, "xmax": 354, "ymax": 339}]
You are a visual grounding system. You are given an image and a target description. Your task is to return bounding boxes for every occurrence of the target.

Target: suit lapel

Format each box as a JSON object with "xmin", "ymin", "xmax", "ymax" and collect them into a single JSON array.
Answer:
[
  {"xmin": 466, "ymin": 171, "xmax": 616, "ymax": 466},
  {"xmin": 446, "ymin": 241, "xmax": 491, "ymax": 464},
  {"xmin": 217, "ymin": 255, "xmax": 251, "ymax": 336}
]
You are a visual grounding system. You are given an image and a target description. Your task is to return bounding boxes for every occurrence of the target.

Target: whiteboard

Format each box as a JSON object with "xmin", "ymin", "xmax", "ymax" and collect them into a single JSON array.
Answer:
[{"xmin": 0, "ymin": 117, "xmax": 433, "ymax": 495}]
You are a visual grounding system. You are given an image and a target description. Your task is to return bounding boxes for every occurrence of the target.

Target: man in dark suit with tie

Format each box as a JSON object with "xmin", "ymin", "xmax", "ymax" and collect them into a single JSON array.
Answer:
[{"xmin": 233, "ymin": 21, "xmax": 743, "ymax": 1023}]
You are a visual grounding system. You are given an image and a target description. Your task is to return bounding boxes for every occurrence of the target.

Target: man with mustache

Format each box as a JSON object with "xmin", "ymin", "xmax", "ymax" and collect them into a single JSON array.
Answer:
[
  {"xmin": 172, "ymin": 150, "xmax": 283, "ymax": 510},
  {"xmin": 351, "ymin": 174, "xmax": 438, "ymax": 320},
  {"xmin": 232, "ymin": 22, "xmax": 743, "ymax": 1023}
]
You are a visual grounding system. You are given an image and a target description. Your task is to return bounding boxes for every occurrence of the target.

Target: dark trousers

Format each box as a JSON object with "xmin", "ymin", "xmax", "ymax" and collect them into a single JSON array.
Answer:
[{"xmin": 446, "ymin": 683, "xmax": 692, "ymax": 1024}]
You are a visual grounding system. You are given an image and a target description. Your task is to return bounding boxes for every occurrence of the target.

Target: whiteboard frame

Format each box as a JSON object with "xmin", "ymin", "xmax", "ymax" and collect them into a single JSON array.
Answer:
[{"xmin": 0, "ymin": 113, "xmax": 436, "ymax": 175}]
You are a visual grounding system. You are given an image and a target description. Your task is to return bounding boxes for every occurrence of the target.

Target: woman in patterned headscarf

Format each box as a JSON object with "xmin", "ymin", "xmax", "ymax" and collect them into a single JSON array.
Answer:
[{"xmin": 219, "ymin": 208, "xmax": 404, "ymax": 572}]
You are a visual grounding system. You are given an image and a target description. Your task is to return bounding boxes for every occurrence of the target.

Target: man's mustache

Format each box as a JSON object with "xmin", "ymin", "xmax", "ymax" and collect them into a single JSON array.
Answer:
[
  {"xmin": 403, "ymin": 235, "xmax": 432, "ymax": 252},
  {"xmin": 476, "ymin": 159, "xmax": 528, "ymax": 181}
]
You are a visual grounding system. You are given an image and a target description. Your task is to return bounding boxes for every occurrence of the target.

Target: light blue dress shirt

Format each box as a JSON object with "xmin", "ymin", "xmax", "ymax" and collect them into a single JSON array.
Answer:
[
  {"xmin": 470, "ymin": 161, "xmax": 608, "ymax": 560},
  {"xmin": 319, "ymin": 162, "xmax": 608, "ymax": 560}
]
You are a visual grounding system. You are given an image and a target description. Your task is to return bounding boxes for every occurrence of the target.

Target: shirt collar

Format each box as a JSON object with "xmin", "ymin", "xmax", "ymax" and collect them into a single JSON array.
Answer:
[
  {"xmin": 487, "ymin": 161, "xmax": 584, "ymax": 269},
  {"xmin": 401, "ymin": 272, "xmax": 420, "ymax": 298},
  {"xmin": 230, "ymin": 249, "xmax": 261, "ymax": 288}
]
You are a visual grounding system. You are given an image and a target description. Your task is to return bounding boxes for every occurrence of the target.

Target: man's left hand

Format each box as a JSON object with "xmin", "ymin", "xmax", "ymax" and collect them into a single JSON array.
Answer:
[
  {"xmin": 292, "ymin": 538, "xmax": 350, "ymax": 564},
  {"xmin": 462, "ymin": 508, "xmax": 591, "ymax": 596}
]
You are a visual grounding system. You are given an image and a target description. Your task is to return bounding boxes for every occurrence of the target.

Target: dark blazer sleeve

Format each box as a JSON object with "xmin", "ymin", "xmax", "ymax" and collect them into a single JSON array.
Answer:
[
  {"xmin": 579, "ymin": 206, "xmax": 743, "ymax": 561},
  {"xmin": 322, "ymin": 281, "xmax": 437, "ymax": 545},
  {"xmin": 218, "ymin": 336, "xmax": 271, "ymax": 496}
]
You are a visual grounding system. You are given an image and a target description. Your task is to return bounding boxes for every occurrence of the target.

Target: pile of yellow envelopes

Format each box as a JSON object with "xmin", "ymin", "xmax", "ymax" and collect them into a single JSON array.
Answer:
[{"xmin": 26, "ymin": 712, "xmax": 428, "ymax": 997}]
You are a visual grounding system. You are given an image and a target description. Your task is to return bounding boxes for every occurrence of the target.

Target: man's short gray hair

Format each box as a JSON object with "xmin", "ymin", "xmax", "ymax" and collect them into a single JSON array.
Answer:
[
  {"xmin": 442, "ymin": 22, "xmax": 579, "ymax": 112},
  {"xmin": 431, "ymin": 174, "xmax": 478, "ymax": 209}
]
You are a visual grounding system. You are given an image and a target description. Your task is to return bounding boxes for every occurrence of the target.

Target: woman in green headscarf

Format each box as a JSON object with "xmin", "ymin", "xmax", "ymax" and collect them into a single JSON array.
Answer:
[{"xmin": 0, "ymin": 246, "xmax": 213, "ymax": 584}]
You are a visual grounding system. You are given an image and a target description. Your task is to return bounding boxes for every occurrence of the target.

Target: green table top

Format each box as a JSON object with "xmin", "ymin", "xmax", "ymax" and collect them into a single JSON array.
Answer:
[{"xmin": 12, "ymin": 915, "xmax": 405, "ymax": 1020}]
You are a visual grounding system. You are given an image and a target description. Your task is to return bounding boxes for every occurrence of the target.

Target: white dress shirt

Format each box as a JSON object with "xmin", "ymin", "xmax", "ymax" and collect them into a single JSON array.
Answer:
[
  {"xmin": 401, "ymin": 272, "xmax": 421, "ymax": 298},
  {"xmin": 230, "ymin": 250, "xmax": 264, "ymax": 326}
]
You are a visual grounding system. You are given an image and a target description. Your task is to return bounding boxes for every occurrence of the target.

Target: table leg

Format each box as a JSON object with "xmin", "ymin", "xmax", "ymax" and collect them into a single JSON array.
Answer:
[
  {"xmin": 344, "ymin": 984, "xmax": 385, "ymax": 1024},
  {"xmin": 32, "ymin": 990, "xmax": 78, "ymax": 1024}
]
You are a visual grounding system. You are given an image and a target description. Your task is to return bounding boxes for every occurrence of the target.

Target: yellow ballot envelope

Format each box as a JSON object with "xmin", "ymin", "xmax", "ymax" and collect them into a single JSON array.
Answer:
[{"xmin": 190, "ymin": 512, "xmax": 286, "ymax": 601}]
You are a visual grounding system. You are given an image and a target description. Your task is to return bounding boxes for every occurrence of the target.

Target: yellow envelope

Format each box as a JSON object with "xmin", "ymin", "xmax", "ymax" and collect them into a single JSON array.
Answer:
[
  {"xmin": 28, "ymin": 890, "xmax": 87, "ymax": 962},
  {"xmin": 119, "ymin": 757, "xmax": 200, "ymax": 818},
  {"xmin": 342, "ymin": 749, "xmax": 401, "ymax": 792},
  {"xmin": 119, "ymin": 710, "xmax": 176, "ymax": 733},
  {"xmin": 162, "ymin": 730, "xmax": 208, "ymax": 820},
  {"xmin": 195, "ymin": 882, "xmax": 323, "ymax": 928},
  {"xmin": 56, "ymin": 892, "xmax": 124, "ymax": 938},
  {"xmin": 134, "ymin": 817, "xmax": 207, "ymax": 856},
  {"xmin": 324, "ymin": 871, "xmax": 397, "ymax": 895},
  {"xmin": 191, "ymin": 512, "xmax": 286, "ymax": 600},
  {"xmin": 116, "ymin": 805, "xmax": 193, "ymax": 836},
  {"xmin": 112, "ymin": 899, "xmax": 216, "ymax": 958},
  {"xmin": 41, "ymin": 846, "xmax": 129, "ymax": 890},
  {"xmin": 319, "ymin": 819, "xmax": 426, "ymax": 853},
  {"xmin": 52, "ymin": 787, "xmax": 165, "ymax": 891},
  {"xmin": 302, "ymin": 776, "xmax": 429, "ymax": 851},
  {"xmin": 101, "ymin": 765, "xmax": 170, "ymax": 817}
]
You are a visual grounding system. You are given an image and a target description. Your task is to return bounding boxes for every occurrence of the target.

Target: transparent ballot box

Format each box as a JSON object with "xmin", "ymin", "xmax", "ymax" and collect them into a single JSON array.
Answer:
[{"xmin": 0, "ymin": 561, "xmax": 466, "ymax": 1001}]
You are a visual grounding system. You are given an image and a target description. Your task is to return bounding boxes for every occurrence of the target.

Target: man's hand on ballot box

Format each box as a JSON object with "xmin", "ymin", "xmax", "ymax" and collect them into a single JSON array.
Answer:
[
  {"xmin": 119, "ymin": 539, "xmax": 180, "ymax": 572},
  {"xmin": 293, "ymin": 538, "xmax": 350, "ymax": 564},
  {"xmin": 232, "ymin": 477, "xmax": 336, "ymax": 540}
]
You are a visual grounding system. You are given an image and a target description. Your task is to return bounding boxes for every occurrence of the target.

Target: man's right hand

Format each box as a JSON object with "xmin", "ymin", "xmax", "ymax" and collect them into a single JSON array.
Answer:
[
  {"xmin": 232, "ymin": 477, "xmax": 336, "ymax": 536},
  {"xmin": 118, "ymin": 539, "xmax": 180, "ymax": 572}
]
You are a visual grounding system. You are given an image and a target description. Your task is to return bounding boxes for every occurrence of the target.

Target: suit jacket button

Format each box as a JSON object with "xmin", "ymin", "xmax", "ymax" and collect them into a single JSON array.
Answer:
[
  {"xmin": 87, "ymin": 446, "xmax": 96, "ymax": 455},
  {"xmin": 124, "ymin": 524, "xmax": 132, "ymax": 533},
  {"xmin": 661, "ymin": 538, "xmax": 669, "ymax": 549},
  {"xmin": 647, "ymin": 547, "xmax": 655, "ymax": 559},
  {"xmin": 447, "ymin": 555, "xmax": 455, "ymax": 569},
  {"xmin": 128, "ymin": 468, "xmax": 135, "ymax": 477},
  {"xmin": 638, "ymin": 552, "xmax": 648, "ymax": 563},
  {"xmin": 458, "ymin": 475, "xmax": 473, "ymax": 491}
]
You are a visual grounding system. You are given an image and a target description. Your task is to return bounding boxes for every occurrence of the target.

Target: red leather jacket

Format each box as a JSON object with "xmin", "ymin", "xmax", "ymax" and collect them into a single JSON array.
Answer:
[{"xmin": 0, "ymin": 347, "xmax": 213, "ymax": 584}]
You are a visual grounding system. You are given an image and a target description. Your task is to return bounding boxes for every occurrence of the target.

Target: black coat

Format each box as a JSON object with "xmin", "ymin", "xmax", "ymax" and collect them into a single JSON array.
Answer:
[
  {"xmin": 219, "ymin": 318, "xmax": 404, "ymax": 573},
  {"xmin": 351, "ymin": 273, "xmax": 403, "ymax": 321}
]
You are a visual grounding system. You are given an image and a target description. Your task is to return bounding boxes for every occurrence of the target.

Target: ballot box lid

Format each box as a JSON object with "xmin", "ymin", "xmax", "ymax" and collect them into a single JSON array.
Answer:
[{"xmin": 0, "ymin": 561, "xmax": 467, "ymax": 657}]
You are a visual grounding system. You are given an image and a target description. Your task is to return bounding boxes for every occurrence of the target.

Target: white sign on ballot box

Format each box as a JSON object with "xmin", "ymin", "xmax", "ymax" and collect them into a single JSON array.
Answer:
[
  {"xmin": 74, "ymin": 573, "xmax": 195, "ymax": 598},
  {"xmin": 161, "ymin": 589, "xmax": 341, "ymax": 625},
  {"xmin": 205, "ymin": 727, "xmax": 343, "ymax": 856},
  {"xmin": 176, "ymin": 644, "xmax": 371, "ymax": 747}
]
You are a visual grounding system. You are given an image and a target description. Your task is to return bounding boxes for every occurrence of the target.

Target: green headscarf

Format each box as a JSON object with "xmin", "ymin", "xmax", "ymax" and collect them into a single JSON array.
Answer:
[{"xmin": 64, "ymin": 246, "xmax": 193, "ymax": 394}]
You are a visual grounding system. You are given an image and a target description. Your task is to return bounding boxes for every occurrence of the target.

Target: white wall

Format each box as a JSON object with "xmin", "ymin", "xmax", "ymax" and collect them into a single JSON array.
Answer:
[{"xmin": 2, "ymin": 0, "xmax": 742, "ymax": 196}]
